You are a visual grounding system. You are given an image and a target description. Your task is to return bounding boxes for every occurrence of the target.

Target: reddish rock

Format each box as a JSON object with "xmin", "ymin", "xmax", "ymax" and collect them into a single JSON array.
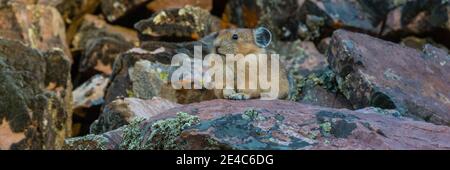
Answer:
[
  {"xmin": 72, "ymin": 14, "xmax": 139, "ymax": 50},
  {"xmin": 382, "ymin": 1, "xmax": 450, "ymax": 37},
  {"xmin": 135, "ymin": 5, "xmax": 225, "ymax": 41},
  {"xmin": 0, "ymin": 3, "xmax": 71, "ymax": 61},
  {"xmin": 222, "ymin": 0, "xmax": 299, "ymax": 40},
  {"xmin": 298, "ymin": 0, "xmax": 381, "ymax": 35},
  {"xmin": 71, "ymin": 14, "xmax": 138, "ymax": 79},
  {"xmin": 55, "ymin": 0, "xmax": 101, "ymax": 25},
  {"xmin": 327, "ymin": 29, "xmax": 450, "ymax": 126},
  {"xmin": 73, "ymin": 74, "xmax": 109, "ymax": 112},
  {"xmin": 100, "ymin": 0, "xmax": 147, "ymax": 22},
  {"xmin": 66, "ymin": 100, "xmax": 450, "ymax": 150},
  {"xmin": 146, "ymin": 0, "xmax": 213, "ymax": 12},
  {"xmin": 90, "ymin": 97, "xmax": 181, "ymax": 134},
  {"xmin": 63, "ymin": 130, "xmax": 123, "ymax": 150}
]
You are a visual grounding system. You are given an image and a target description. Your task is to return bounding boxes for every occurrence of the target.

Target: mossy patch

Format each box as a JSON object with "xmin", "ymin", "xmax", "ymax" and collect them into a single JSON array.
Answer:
[
  {"xmin": 242, "ymin": 108, "xmax": 264, "ymax": 121},
  {"xmin": 63, "ymin": 134, "xmax": 109, "ymax": 150},
  {"xmin": 319, "ymin": 122, "xmax": 332, "ymax": 136},
  {"xmin": 120, "ymin": 112, "xmax": 200, "ymax": 150}
]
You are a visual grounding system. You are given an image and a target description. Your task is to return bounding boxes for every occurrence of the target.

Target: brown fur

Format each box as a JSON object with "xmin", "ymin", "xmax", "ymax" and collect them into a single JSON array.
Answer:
[{"xmin": 212, "ymin": 28, "xmax": 289, "ymax": 99}]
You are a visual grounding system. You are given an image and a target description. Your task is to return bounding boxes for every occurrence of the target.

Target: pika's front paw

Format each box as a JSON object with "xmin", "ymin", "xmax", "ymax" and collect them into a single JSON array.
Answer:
[{"xmin": 226, "ymin": 93, "xmax": 250, "ymax": 100}]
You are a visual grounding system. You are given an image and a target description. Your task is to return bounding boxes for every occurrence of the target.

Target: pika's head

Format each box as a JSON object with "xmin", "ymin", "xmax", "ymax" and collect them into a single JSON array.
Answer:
[{"xmin": 213, "ymin": 27, "xmax": 272, "ymax": 56}]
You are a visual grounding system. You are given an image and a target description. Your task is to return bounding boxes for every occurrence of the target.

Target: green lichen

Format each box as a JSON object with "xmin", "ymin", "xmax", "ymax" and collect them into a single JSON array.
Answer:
[
  {"xmin": 63, "ymin": 134, "xmax": 109, "ymax": 150},
  {"xmin": 120, "ymin": 117, "xmax": 146, "ymax": 150},
  {"xmin": 242, "ymin": 108, "xmax": 263, "ymax": 121},
  {"xmin": 144, "ymin": 112, "xmax": 200, "ymax": 150},
  {"xmin": 120, "ymin": 112, "xmax": 200, "ymax": 150},
  {"xmin": 319, "ymin": 122, "xmax": 332, "ymax": 136},
  {"xmin": 159, "ymin": 71, "xmax": 169, "ymax": 81},
  {"xmin": 126, "ymin": 89, "xmax": 135, "ymax": 97},
  {"xmin": 293, "ymin": 68, "xmax": 339, "ymax": 101}
]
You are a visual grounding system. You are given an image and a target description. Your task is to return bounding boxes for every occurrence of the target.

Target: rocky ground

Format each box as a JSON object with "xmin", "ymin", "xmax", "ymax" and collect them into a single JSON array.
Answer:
[{"xmin": 0, "ymin": 0, "xmax": 449, "ymax": 150}]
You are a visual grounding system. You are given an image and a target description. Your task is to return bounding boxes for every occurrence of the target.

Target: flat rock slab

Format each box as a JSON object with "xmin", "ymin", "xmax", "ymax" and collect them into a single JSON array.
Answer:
[
  {"xmin": 90, "ymin": 97, "xmax": 181, "ymax": 134},
  {"xmin": 135, "ymin": 5, "xmax": 224, "ymax": 41},
  {"xmin": 328, "ymin": 29, "xmax": 450, "ymax": 126},
  {"xmin": 146, "ymin": 0, "xmax": 213, "ymax": 12},
  {"xmin": 65, "ymin": 100, "xmax": 450, "ymax": 150}
]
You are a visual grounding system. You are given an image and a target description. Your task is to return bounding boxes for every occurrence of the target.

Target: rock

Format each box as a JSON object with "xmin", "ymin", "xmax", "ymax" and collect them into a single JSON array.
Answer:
[
  {"xmin": 63, "ymin": 130, "xmax": 123, "ymax": 150},
  {"xmin": 72, "ymin": 74, "xmax": 109, "ymax": 136},
  {"xmin": 295, "ymin": 69, "xmax": 353, "ymax": 109},
  {"xmin": 73, "ymin": 74, "xmax": 109, "ymax": 111},
  {"xmin": 90, "ymin": 97, "xmax": 181, "ymax": 134},
  {"xmin": 222, "ymin": 0, "xmax": 300, "ymax": 40},
  {"xmin": 100, "ymin": 0, "xmax": 148, "ymax": 22},
  {"xmin": 0, "ymin": 39, "xmax": 72, "ymax": 150},
  {"xmin": 328, "ymin": 29, "xmax": 450, "ymax": 126},
  {"xmin": 55, "ymin": 0, "xmax": 101, "ymax": 24},
  {"xmin": 272, "ymin": 40, "xmax": 328, "ymax": 81},
  {"xmin": 272, "ymin": 40, "xmax": 350, "ymax": 108},
  {"xmin": 382, "ymin": 0, "xmax": 450, "ymax": 37},
  {"xmin": 72, "ymin": 14, "xmax": 139, "ymax": 51},
  {"xmin": 135, "ymin": 5, "xmax": 225, "ymax": 41},
  {"xmin": 400, "ymin": 36, "xmax": 449, "ymax": 51},
  {"xmin": 318, "ymin": 37, "xmax": 331, "ymax": 54},
  {"xmin": 69, "ymin": 100, "xmax": 450, "ymax": 150},
  {"xmin": 72, "ymin": 14, "xmax": 138, "ymax": 79},
  {"xmin": 146, "ymin": 0, "xmax": 213, "ymax": 12},
  {"xmin": 104, "ymin": 37, "xmax": 217, "ymax": 105},
  {"xmin": 0, "ymin": 0, "xmax": 63, "ymax": 7},
  {"xmin": 0, "ymin": 3, "xmax": 71, "ymax": 61},
  {"xmin": 298, "ymin": 0, "xmax": 382, "ymax": 36}
]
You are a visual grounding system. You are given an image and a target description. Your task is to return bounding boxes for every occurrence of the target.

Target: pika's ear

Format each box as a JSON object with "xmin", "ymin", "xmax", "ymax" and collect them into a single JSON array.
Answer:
[{"xmin": 253, "ymin": 27, "xmax": 272, "ymax": 48}]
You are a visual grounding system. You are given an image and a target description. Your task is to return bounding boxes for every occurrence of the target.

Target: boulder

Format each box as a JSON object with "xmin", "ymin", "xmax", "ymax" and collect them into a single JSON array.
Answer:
[
  {"xmin": 298, "ymin": 0, "xmax": 382, "ymax": 36},
  {"xmin": 0, "ymin": 39, "xmax": 72, "ymax": 150},
  {"xmin": 273, "ymin": 40, "xmax": 351, "ymax": 109},
  {"xmin": 100, "ymin": 0, "xmax": 148, "ymax": 22},
  {"xmin": 222, "ymin": 0, "xmax": 300, "ymax": 40},
  {"xmin": 90, "ymin": 97, "xmax": 181, "ymax": 134},
  {"xmin": 327, "ymin": 29, "xmax": 450, "ymax": 126},
  {"xmin": 63, "ymin": 130, "xmax": 123, "ymax": 150},
  {"xmin": 71, "ymin": 14, "xmax": 138, "ymax": 82},
  {"xmin": 400, "ymin": 36, "xmax": 448, "ymax": 51},
  {"xmin": 146, "ymin": 0, "xmax": 213, "ymax": 12},
  {"xmin": 104, "ymin": 37, "xmax": 217, "ymax": 105},
  {"xmin": 0, "ymin": 3, "xmax": 71, "ymax": 61},
  {"xmin": 73, "ymin": 74, "xmax": 109, "ymax": 112},
  {"xmin": 72, "ymin": 74, "xmax": 109, "ymax": 136},
  {"xmin": 382, "ymin": 0, "xmax": 450, "ymax": 37},
  {"xmin": 135, "ymin": 5, "xmax": 225, "ymax": 41},
  {"xmin": 55, "ymin": 0, "xmax": 101, "ymax": 24},
  {"xmin": 66, "ymin": 100, "xmax": 450, "ymax": 150}
]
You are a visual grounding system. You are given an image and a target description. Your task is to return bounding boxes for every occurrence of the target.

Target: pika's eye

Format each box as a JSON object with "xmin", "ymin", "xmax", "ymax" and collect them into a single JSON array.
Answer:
[{"xmin": 232, "ymin": 33, "xmax": 238, "ymax": 40}]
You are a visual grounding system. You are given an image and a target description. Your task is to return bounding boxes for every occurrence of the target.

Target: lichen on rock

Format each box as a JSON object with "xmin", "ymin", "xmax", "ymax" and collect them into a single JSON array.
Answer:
[{"xmin": 120, "ymin": 112, "xmax": 200, "ymax": 150}]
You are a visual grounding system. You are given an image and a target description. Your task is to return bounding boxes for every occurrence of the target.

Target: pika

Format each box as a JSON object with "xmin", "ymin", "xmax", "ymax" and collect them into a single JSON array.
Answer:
[{"xmin": 211, "ymin": 27, "xmax": 290, "ymax": 100}]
